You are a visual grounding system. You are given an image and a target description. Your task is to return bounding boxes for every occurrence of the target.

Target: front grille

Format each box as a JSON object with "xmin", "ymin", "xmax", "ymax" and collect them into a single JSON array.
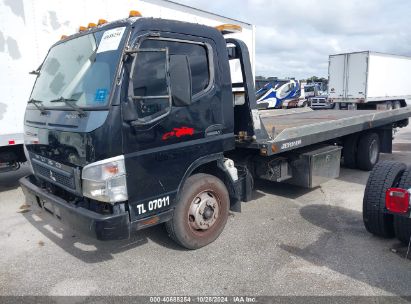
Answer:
[{"xmin": 32, "ymin": 162, "xmax": 76, "ymax": 189}]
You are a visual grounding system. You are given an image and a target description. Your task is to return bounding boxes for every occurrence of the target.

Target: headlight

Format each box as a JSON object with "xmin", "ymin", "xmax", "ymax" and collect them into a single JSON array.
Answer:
[{"xmin": 82, "ymin": 155, "xmax": 128, "ymax": 203}]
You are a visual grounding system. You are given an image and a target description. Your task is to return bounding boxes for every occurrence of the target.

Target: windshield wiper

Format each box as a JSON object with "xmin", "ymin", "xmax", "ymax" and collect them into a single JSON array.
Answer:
[
  {"xmin": 28, "ymin": 99, "xmax": 47, "ymax": 114},
  {"xmin": 49, "ymin": 97, "xmax": 86, "ymax": 116}
]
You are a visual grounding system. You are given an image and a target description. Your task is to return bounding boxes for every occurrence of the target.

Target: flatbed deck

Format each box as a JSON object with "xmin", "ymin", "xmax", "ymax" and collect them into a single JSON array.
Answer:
[{"xmin": 238, "ymin": 107, "xmax": 411, "ymax": 155}]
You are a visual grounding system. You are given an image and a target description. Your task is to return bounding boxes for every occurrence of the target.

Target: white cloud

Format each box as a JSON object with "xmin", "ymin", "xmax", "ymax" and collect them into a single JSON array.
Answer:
[{"xmin": 174, "ymin": 0, "xmax": 411, "ymax": 79}]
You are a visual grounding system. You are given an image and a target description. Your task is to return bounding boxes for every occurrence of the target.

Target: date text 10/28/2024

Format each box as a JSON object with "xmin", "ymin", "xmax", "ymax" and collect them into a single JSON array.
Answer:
[{"xmin": 149, "ymin": 296, "xmax": 257, "ymax": 303}]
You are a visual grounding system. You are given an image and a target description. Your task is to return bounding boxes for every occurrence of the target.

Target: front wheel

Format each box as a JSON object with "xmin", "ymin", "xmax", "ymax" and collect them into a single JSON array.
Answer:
[{"xmin": 166, "ymin": 173, "xmax": 229, "ymax": 249}]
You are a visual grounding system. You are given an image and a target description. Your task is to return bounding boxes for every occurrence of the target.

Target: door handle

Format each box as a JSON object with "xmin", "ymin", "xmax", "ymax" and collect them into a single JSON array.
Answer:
[{"xmin": 205, "ymin": 124, "xmax": 224, "ymax": 137}]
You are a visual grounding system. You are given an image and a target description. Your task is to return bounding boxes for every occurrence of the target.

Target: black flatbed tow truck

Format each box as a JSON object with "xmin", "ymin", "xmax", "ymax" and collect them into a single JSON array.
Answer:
[{"xmin": 19, "ymin": 15, "xmax": 411, "ymax": 249}]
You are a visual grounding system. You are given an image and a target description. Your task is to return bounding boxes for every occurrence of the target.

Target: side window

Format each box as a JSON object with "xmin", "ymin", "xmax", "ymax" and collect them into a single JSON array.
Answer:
[
  {"xmin": 129, "ymin": 50, "xmax": 171, "ymax": 123},
  {"xmin": 141, "ymin": 39, "xmax": 211, "ymax": 97},
  {"xmin": 187, "ymin": 44, "xmax": 209, "ymax": 95}
]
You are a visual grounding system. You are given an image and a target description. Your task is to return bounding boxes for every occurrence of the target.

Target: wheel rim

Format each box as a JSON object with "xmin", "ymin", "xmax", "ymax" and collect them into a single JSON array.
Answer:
[
  {"xmin": 369, "ymin": 139, "xmax": 379, "ymax": 165},
  {"xmin": 188, "ymin": 190, "xmax": 220, "ymax": 232}
]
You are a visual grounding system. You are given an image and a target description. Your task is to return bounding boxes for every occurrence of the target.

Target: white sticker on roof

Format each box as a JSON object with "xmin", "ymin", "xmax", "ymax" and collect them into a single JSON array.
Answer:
[{"xmin": 97, "ymin": 27, "xmax": 126, "ymax": 53}]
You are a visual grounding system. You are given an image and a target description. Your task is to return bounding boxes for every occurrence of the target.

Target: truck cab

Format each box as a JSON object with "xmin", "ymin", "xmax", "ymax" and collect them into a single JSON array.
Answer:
[{"xmin": 20, "ymin": 17, "xmax": 255, "ymax": 249}]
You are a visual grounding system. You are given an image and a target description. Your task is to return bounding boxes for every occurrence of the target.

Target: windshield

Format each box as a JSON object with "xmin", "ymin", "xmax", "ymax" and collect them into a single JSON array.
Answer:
[
  {"xmin": 256, "ymin": 83, "xmax": 272, "ymax": 100},
  {"xmin": 30, "ymin": 26, "xmax": 127, "ymax": 109},
  {"xmin": 304, "ymin": 86, "xmax": 315, "ymax": 92},
  {"xmin": 255, "ymin": 80, "xmax": 269, "ymax": 91},
  {"xmin": 273, "ymin": 81, "xmax": 288, "ymax": 89}
]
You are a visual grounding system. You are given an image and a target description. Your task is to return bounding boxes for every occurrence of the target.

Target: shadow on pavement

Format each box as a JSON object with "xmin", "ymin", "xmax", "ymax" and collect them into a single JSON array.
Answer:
[
  {"xmin": 251, "ymin": 179, "xmax": 315, "ymax": 201},
  {"xmin": 280, "ymin": 204, "xmax": 411, "ymax": 297},
  {"xmin": 23, "ymin": 208, "xmax": 187, "ymax": 263},
  {"xmin": 336, "ymin": 167, "xmax": 370, "ymax": 186}
]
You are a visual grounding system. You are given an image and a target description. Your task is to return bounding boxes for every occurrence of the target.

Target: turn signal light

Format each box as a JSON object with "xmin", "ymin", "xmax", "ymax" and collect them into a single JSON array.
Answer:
[
  {"xmin": 98, "ymin": 19, "xmax": 108, "ymax": 25},
  {"xmin": 386, "ymin": 188, "xmax": 410, "ymax": 214},
  {"xmin": 88, "ymin": 22, "xmax": 97, "ymax": 28},
  {"xmin": 129, "ymin": 10, "xmax": 142, "ymax": 17},
  {"xmin": 79, "ymin": 26, "xmax": 87, "ymax": 32},
  {"xmin": 215, "ymin": 24, "xmax": 242, "ymax": 34}
]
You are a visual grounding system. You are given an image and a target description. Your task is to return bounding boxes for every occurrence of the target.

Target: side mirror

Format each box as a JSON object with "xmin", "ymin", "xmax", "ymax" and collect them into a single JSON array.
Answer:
[{"xmin": 169, "ymin": 55, "xmax": 192, "ymax": 107}]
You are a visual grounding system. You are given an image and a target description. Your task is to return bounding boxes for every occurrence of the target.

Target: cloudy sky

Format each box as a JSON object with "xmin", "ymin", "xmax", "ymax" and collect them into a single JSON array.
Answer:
[{"xmin": 175, "ymin": 0, "xmax": 411, "ymax": 79}]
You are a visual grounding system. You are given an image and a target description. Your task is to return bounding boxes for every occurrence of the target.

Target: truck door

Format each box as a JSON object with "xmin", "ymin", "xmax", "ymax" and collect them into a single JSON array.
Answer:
[
  {"xmin": 122, "ymin": 35, "xmax": 234, "ymax": 221},
  {"xmin": 346, "ymin": 52, "xmax": 368, "ymax": 100},
  {"xmin": 328, "ymin": 54, "xmax": 346, "ymax": 100}
]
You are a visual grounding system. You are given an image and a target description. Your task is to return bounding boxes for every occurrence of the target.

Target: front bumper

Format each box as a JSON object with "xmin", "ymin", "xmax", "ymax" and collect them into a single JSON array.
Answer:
[
  {"xmin": 20, "ymin": 175, "xmax": 174, "ymax": 241},
  {"xmin": 20, "ymin": 175, "xmax": 131, "ymax": 240}
]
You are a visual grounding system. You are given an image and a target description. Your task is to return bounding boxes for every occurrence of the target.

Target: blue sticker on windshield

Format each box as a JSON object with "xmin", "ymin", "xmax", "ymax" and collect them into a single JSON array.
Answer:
[{"xmin": 95, "ymin": 88, "xmax": 108, "ymax": 103}]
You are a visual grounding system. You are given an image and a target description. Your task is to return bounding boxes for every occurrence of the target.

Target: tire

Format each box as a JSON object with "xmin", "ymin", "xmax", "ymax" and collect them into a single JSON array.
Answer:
[
  {"xmin": 394, "ymin": 216, "xmax": 411, "ymax": 244},
  {"xmin": 165, "ymin": 173, "xmax": 229, "ymax": 249},
  {"xmin": 394, "ymin": 168, "xmax": 411, "ymax": 244},
  {"xmin": 343, "ymin": 133, "xmax": 360, "ymax": 169},
  {"xmin": 357, "ymin": 133, "xmax": 380, "ymax": 171},
  {"xmin": 363, "ymin": 161, "xmax": 406, "ymax": 237}
]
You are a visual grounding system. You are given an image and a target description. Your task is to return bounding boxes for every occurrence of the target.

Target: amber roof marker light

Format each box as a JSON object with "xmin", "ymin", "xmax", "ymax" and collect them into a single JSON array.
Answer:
[
  {"xmin": 215, "ymin": 24, "xmax": 242, "ymax": 35},
  {"xmin": 98, "ymin": 19, "xmax": 108, "ymax": 25},
  {"xmin": 129, "ymin": 10, "xmax": 142, "ymax": 17}
]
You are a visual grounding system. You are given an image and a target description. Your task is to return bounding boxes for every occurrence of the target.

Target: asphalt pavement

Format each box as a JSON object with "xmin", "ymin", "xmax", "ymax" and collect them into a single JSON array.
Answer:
[{"xmin": 0, "ymin": 125, "xmax": 411, "ymax": 297}]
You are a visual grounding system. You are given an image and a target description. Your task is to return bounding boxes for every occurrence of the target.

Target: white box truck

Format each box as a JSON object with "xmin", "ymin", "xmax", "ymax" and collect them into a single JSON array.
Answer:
[
  {"xmin": 328, "ymin": 51, "xmax": 411, "ymax": 110},
  {"xmin": 0, "ymin": 0, "xmax": 255, "ymax": 173}
]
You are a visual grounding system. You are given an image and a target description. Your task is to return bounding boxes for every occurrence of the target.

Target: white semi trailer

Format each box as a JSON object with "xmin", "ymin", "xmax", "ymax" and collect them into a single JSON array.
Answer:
[
  {"xmin": 0, "ymin": 0, "xmax": 255, "ymax": 173},
  {"xmin": 328, "ymin": 51, "xmax": 411, "ymax": 110}
]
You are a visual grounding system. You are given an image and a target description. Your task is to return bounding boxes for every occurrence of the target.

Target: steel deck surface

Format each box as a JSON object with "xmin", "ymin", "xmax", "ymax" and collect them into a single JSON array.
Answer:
[{"xmin": 253, "ymin": 108, "xmax": 411, "ymax": 154}]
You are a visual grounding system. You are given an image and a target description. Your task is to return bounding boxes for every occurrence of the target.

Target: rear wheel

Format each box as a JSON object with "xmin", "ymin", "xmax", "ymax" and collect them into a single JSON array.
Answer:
[
  {"xmin": 343, "ymin": 133, "xmax": 360, "ymax": 169},
  {"xmin": 166, "ymin": 173, "xmax": 229, "ymax": 249},
  {"xmin": 363, "ymin": 161, "xmax": 406, "ymax": 237},
  {"xmin": 357, "ymin": 133, "xmax": 380, "ymax": 171},
  {"xmin": 393, "ymin": 168, "xmax": 411, "ymax": 244}
]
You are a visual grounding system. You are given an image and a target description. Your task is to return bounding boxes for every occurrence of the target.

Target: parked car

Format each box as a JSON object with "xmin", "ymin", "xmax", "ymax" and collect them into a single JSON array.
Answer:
[{"xmin": 309, "ymin": 95, "xmax": 334, "ymax": 110}]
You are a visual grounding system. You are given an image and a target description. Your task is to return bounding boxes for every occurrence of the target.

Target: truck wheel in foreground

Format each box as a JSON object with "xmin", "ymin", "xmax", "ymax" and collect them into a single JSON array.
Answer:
[
  {"xmin": 357, "ymin": 132, "xmax": 380, "ymax": 171},
  {"xmin": 393, "ymin": 168, "xmax": 411, "ymax": 244},
  {"xmin": 166, "ymin": 173, "xmax": 229, "ymax": 249},
  {"xmin": 394, "ymin": 216, "xmax": 411, "ymax": 244},
  {"xmin": 363, "ymin": 161, "xmax": 406, "ymax": 237},
  {"xmin": 343, "ymin": 133, "xmax": 360, "ymax": 169}
]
